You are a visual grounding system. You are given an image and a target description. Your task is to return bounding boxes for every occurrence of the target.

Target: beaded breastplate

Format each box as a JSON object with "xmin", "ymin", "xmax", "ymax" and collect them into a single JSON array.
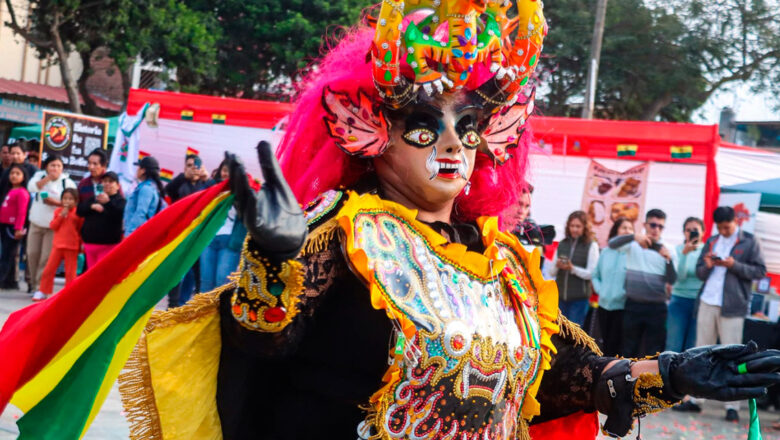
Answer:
[{"xmin": 337, "ymin": 192, "xmax": 558, "ymax": 440}]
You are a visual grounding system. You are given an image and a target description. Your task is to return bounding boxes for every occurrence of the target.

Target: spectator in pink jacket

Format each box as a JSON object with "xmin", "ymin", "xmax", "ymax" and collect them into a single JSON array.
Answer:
[{"xmin": 0, "ymin": 164, "xmax": 30, "ymax": 289}]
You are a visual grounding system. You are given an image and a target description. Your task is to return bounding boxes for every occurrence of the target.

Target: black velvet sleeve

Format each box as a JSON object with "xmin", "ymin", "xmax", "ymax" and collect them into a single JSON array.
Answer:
[
  {"xmin": 218, "ymin": 224, "xmax": 349, "ymax": 359},
  {"xmin": 530, "ymin": 316, "xmax": 680, "ymax": 437},
  {"xmin": 531, "ymin": 321, "xmax": 612, "ymax": 424}
]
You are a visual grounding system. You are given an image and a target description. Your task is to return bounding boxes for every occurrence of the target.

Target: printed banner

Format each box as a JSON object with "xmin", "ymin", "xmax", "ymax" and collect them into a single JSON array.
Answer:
[
  {"xmin": 581, "ymin": 160, "xmax": 650, "ymax": 247},
  {"xmin": 717, "ymin": 192, "xmax": 761, "ymax": 234},
  {"xmin": 40, "ymin": 110, "xmax": 109, "ymax": 181}
]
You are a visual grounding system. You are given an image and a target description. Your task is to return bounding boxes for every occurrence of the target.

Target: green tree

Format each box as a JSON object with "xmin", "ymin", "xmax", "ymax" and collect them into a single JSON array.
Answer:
[
  {"xmin": 541, "ymin": 0, "xmax": 780, "ymax": 121},
  {"xmin": 182, "ymin": 0, "xmax": 373, "ymax": 100},
  {"xmin": 3, "ymin": 0, "xmax": 219, "ymax": 114}
]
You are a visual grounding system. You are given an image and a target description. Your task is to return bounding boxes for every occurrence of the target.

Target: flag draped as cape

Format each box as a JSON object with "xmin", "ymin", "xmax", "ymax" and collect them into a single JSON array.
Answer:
[{"xmin": 0, "ymin": 181, "xmax": 233, "ymax": 439}]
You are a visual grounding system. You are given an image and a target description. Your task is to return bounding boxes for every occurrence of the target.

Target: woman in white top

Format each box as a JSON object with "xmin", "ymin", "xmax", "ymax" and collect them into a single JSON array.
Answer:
[{"xmin": 26, "ymin": 154, "xmax": 76, "ymax": 294}]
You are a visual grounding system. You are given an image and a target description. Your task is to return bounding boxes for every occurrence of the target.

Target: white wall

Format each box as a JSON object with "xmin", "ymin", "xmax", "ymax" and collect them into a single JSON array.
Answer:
[
  {"xmin": 0, "ymin": 0, "xmax": 82, "ymax": 85},
  {"xmin": 137, "ymin": 119, "xmax": 284, "ymax": 179}
]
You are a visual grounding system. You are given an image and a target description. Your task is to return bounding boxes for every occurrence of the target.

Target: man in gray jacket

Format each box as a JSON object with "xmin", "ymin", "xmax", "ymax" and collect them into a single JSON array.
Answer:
[{"xmin": 695, "ymin": 205, "xmax": 766, "ymax": 422}]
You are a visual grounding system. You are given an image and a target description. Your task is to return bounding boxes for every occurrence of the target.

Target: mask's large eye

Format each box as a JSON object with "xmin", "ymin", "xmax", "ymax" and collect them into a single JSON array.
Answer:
[
  {"xmin": 456, "ymin": 114, "xmax": 480, "ymax": 149},
  {"xmin": 403, "ymin": 128, "xmax": 438, "ymax": 148},
  {"xmin": 460, "ymin": 130, "xmax": 481, "ymax": 149}
]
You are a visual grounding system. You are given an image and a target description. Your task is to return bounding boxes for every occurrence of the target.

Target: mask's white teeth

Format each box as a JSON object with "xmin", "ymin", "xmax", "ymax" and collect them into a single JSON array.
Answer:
[
  {"xmin": 426, "ymin": 145, "xmax": 439, "ymax": 180},
  {"xmin": 458, "ymin": 150, "xmax": 470, "ymax": 180}
]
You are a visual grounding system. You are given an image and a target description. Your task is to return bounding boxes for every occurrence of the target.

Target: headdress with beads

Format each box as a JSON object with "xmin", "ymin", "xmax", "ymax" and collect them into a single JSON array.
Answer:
[{"xmin": 322, "ymin": 0, "xmax": 546, "ymax": 162}]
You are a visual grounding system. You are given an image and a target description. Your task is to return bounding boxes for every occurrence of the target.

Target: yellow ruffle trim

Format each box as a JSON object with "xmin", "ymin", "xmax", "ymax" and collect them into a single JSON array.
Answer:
[
  {"xmin": 336, "ymin": 191, "xmax": 560, "ymax": 417},
  {"xmin": 475, "ymin": 216, "xmax": 560, "ymax": 421}
]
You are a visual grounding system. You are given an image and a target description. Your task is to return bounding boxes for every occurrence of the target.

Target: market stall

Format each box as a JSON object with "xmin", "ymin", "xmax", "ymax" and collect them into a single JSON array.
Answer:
[{"xmin": 527, "ymin": 117, "xmax": 719, "ymax": 247}]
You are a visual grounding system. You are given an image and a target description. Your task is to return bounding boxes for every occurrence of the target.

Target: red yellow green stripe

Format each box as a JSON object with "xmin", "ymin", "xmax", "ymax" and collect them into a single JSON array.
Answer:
[{"xmin": 14, "ymin": 191, "xmax": 232, "ymax": 439}]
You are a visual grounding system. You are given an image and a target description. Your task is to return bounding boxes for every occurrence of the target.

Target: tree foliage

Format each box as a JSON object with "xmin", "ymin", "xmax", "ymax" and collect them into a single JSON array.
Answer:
[
  {"xmin": 3, "ymin": 0, "xmax": 219, "ymax": 114},
  {"xmin": 540, "ymin": 0, "xmax": 780, "ymax": 121},
  {"xmin": 181, "ymin": 0, "xmax": 373, "ymax": 100}
]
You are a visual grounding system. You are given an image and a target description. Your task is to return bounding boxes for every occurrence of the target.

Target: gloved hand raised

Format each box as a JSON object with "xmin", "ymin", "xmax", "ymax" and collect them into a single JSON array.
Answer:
[
  {"xmin": 659, "ymin": 341, "xmax": 780, "ymax": 401},
  {"xmin": 226, "ymin": 141, "xmax": 307, "ymax": 260}
]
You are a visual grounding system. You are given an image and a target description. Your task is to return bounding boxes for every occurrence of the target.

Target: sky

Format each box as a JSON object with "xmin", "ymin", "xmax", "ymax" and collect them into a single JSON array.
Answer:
[{"xmin": 693, "ymin": 82, "xmax": 780, "ymax": 124}]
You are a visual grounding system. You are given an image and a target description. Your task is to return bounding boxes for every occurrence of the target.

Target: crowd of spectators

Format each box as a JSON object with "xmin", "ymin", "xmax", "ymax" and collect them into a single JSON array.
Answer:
[
  {"xmin": 0, "ymin": 141, "xmax": 244, "ymax": 311},
  {"xmin": 542, "ymin": 203, "xmax": 766, "ymax": 423}
]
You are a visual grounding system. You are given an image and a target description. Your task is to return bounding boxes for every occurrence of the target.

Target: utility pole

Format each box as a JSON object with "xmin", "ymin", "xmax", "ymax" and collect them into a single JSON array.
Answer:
[{"xmin": 581, "ymin": 0, "xmax": 608, "ymax": 119}]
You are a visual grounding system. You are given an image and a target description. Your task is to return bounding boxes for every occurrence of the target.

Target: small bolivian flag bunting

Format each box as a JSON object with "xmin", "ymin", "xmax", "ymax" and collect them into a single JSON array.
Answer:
[
  {"xmin": 617, "ymin": 144, "xmax": 638, "ymax": 157},
  {"xmin": 186, "ymin": 146, "xmax": 200, "ymax": 156},
  {"xmin": 137, "ymin": 151, "xmax": 150, "ymax": 161},
  {"xmin": 211, "ymin": 113, "xmax": 227, "ymax": 124},
  {"xmin": 670, "ymin": 145, "xmax": 693, "ymax": 159},
  {"xmin": 160, "ymin": 168, "xmax": 174, "ymax": 183},
  {"xmin": 180, "ymin": 109, "xmax": 194, "ymax": 120}
]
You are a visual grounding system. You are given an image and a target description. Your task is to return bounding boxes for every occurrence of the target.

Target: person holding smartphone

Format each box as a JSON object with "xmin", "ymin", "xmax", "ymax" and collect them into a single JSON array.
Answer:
[
  {"xmin": 608, "ymin": 209, "xmax": 677, "ymax": 358},
  {"xmin": 549, "ymin": 210, "xmax": 600, "ymax": 326},
  {"xmin": 695, "ymin": 206, "xmax": 766, "ymax": 422},
  {"xmin": 667, "ymin": 218, "xmax": 705, "ymax": 350},
  {"xmin": 668, "ymin": 217, "xmax": 705, "ymax": 414}
]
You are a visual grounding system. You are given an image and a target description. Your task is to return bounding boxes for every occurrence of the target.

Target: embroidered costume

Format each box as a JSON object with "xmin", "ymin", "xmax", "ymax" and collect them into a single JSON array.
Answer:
[{"xmin": 116, "ymin": 1, "xmax": 780, "ymax": 439}]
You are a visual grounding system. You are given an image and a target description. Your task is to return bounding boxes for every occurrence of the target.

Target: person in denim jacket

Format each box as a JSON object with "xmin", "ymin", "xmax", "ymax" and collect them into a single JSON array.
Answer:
[{"xmin": 123, "ymin": 157, "xmax": 165, "ymax": 237}]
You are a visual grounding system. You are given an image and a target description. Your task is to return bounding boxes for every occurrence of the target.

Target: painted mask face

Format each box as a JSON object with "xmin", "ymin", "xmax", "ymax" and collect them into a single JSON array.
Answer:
[{"xmin": 375, "ymin": 96, "xmax": 480, "ymax": 209}]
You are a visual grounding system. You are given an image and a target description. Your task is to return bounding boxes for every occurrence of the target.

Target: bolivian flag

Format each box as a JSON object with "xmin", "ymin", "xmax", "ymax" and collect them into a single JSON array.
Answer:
[
  {"xmin": 186, "ymin": 146, "xmax": 200, "ymax": 156},
  {"xmin": 160, "ymin": 168, "xmax": 174, "ymax": 183},
  {"xmin": 211, "ymin": 113, "xmax": 227, "ymax": 124},
  {"xmin": 137, "ymin": 150, "xmax": 150, "ymax": 161},
  {"xmin": 180, "ymin": 109, "xmax": 194, "ymax": 120},
  {"xmin": 0, "ymin": 181, "xmax": 233, "ymax": 439},
  {"xmin": 617, "ymin": 144, "xmax": 638, "ymax": 157},
  {"xmin": 670, "ymin": 145, "xmax": 693, "ymax": 159}
]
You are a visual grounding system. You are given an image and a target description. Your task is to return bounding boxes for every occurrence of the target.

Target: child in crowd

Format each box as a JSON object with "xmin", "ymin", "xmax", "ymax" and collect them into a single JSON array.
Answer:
[
  {"xmin": 77, "ymin": 171, "xmax": 126, "ymax": 268},
  {"xmin": 35, "ymin": 188, "xmax": 82, "ymax": 301},
  {"xmin": 0, "ymin": 164, "xmax": 29, "ymax": 289}
]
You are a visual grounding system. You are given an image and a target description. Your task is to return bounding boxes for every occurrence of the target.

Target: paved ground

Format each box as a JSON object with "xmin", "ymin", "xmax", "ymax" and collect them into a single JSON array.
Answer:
[{"xmin": 2, "ymin": 285, "xmax": 780, "ymax": 439}]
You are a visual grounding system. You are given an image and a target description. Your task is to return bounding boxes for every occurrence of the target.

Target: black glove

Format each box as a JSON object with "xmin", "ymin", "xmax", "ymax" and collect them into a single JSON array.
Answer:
[
  {"xmin": 226, "ymin": 141, "xmax": 307, "ymax": 260},
  {"xmin": 659, "ymin": 341, "xmax": 780, "ymax": 401}
]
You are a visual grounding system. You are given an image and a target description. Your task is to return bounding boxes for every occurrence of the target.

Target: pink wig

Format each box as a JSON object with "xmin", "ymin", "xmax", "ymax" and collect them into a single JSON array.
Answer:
[{"xmin": 277, "ymin": 26, "xmax": 530, "ymax": 230}]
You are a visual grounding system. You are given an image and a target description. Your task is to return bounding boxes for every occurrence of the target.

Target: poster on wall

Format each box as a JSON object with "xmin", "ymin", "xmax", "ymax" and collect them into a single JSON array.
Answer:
[
  {"xmin": 40, "ymin": 110, "xmax": 108, "ymax": 181},
  {"xmin": 716, "ymin": 192, "xmax": 761, "ymax": 234},
  {"xmin": 581, "ymin": 160, "xmax": 650, "ymax": 247}
]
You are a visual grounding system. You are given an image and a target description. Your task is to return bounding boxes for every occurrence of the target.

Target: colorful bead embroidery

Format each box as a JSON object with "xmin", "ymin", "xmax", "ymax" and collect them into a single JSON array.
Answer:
[
  {"xmin": 348, "ymin": 209, "xmax": 543, "ymax": 439},
  {"xmin": 304, "ymin": 189, "xmax": 343, "ymax": 225},
  {"xmin": 230, "ymin": 243, "xmax": 304, "ymax": 332}
]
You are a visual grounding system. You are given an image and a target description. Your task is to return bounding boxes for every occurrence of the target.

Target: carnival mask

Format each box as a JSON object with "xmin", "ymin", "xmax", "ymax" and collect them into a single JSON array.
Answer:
[{"xmin": 374, "ymin": 97, "xmax": 479, "ymax": 208}]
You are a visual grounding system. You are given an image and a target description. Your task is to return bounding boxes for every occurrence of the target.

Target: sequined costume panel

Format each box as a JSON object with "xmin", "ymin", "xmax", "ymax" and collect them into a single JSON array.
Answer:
[{"xmin": 337, "ymin": 192, "xmax": 556, "ymax": 440}]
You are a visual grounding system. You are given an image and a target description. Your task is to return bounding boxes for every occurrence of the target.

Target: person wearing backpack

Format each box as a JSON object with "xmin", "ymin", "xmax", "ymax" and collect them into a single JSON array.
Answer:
[
  {"xmin": 123, "ymin": 156, "xmax": 165, "ymax": 237},
  {"xmin": 27, "ymin": 154, "xmax": 76, "ymax": 295}
]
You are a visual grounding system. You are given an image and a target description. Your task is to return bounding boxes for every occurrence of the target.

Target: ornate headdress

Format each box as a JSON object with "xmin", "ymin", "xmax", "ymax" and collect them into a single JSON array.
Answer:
[{"xmin": 323, "ymin": 0, "xmax": 546, "ymax": 163}]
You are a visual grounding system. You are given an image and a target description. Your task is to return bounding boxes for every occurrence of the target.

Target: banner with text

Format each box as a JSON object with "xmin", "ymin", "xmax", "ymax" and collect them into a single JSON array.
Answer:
[
  {"xmin": 40, "ymin": 110, "xmax": 108, "ymax": 180},
  {"xmin": 581, "ymin": 160, "xmax": 650, "ymax": 247}
]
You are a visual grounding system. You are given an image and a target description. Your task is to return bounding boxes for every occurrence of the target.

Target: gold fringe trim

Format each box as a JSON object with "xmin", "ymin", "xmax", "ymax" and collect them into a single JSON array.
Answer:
[
  {"xmin": 632, "ymin": 372, "xmax": 676, "ymax": 418},
  {"xmin": 118, "ymin": 287, "xmax": 228, "ymax": 440},
  {"xmin": 517, "ymin": 418, "xmax": 531, "ymax": 440},
  {"xmin": 302, "ymin": 218, "xmax": 339, "ymax": 256},
  {"xmin": 118, "ymin": 330, "xmax": 162, "ymax": 440},
  {"xmin": 635, "ymin": 372, "xmax": 665, "ymax": 390},
  {"xmin": 557, "ymin": 314, "xmax": 603, "ymax": 356},
  {"xmin": 146, "ymin": 287, "xmax": 226, "ymax": 332}
]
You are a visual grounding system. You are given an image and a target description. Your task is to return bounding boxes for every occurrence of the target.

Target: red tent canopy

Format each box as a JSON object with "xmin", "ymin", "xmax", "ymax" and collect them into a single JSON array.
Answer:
[
  {"xmin": 127, "ymin": 88, "xmax": 294, "ymax": 129},
  {"xmin": 124, "ymin": 89, "xmax": 722, "ymax": 236},
  {"xmin": 530, "ymin": 116, "xmax": 721, "ymax": 237}
]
